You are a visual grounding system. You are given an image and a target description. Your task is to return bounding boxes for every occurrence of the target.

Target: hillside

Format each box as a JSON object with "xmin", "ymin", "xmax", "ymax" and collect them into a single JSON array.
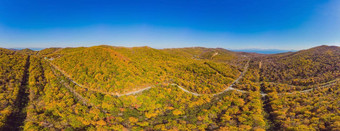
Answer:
[
  {"xmin": 40, "ymin": 45, "xmax": 244, "ymax": 94},
  {"xmin": 259, "ymin": 45, "xmax": 340, "ymax": 86},
  {"xmin": 163, "ymin": 47, "xmax": 248, "ymax": 67},
  {"xmin": 0, "ymin": 45, "xmax": 339, "ymax": 130},
  {"xmin": 0, "ymin": 48, "xmax": 29, "ymax": 129},
  {"xmin": 15, "ymin": 48, "xmax": 37, "ymax": 55}
]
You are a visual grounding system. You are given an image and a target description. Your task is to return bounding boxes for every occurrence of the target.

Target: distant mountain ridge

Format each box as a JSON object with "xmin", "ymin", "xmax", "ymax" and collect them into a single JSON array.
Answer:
[
  {"xmin": 7, "ymin": 45, "xmax": 340, "ymax": 54},
  {"xmin": 231, "ymin": 49, "xmax": 296, "ymax": 54},
  {"xmin": 7, "ymin": 48, "xmax": 44, "ymax": 51}
]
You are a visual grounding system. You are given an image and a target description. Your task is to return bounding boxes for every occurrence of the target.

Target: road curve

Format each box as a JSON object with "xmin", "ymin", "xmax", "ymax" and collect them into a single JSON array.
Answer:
[
  {"xmin": 49, "ymin": 64, "xmax": 109, "ymax": 113},
  {"xmin": 47, "ymin": 58, "xmax": 338, "ymax": 98},
  {"xmin": 47, "ymin": 57, "xmax": 250, "ymax": 97},
  {"xmin": 170, "ymin": 58, "xmax": 251, "ymax": 96},
  {"xmin": 47, "ymin": 59, "xmax": 155, "ymax": 97}
]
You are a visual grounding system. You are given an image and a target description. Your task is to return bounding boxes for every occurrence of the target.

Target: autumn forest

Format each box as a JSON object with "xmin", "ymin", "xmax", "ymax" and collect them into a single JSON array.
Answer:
[{"xmin": 0, "ymin": 45, "xmax": 339, "ymax": 130}]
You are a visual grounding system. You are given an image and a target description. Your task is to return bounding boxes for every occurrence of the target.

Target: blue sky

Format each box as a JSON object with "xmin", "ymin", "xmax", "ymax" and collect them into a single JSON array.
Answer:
[{"xmin": 0, "ymin": 0, "xmax": 339, "ymax": 50}]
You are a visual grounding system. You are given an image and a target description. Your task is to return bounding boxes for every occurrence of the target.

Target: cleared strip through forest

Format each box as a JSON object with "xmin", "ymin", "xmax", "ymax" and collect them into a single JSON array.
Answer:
[{"xmin": 2, "ymin": 56, "xmax": 30, "ymax": 131}]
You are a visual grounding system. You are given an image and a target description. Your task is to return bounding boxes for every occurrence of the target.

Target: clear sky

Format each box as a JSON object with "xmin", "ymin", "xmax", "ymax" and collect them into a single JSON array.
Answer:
[{"xmin": 0, "ymin": 0, "xmax": 339, "ymax": 50}]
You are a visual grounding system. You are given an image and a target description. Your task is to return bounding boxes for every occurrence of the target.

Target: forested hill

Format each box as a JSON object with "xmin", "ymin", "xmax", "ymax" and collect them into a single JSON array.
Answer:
[
  {"xmin": 257, "ymin": 45, "xmax": 340, "ymax": 86},
  {"xmin": 40, "ymin": 45, "xmax": 247, "ymax": 94},
  {"xmin": 0, "ymin": 45, "xmax": 339, "ymax": 130},
  {"xmin": 0, "ymin": 48, "xmax": 15, "ymax": 55}
]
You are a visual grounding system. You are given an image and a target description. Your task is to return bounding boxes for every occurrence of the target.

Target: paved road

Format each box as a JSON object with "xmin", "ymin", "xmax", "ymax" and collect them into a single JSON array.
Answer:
[
  {"xmin": 47, "ymin": 57, "xmax": 250, "ymax": 97},
  {"xmin": 171, "ymin": 58, "xmax": 338, "ymax": 97},
  {"xmin": 47, "ymin": 60, "xmax": 155, "ymax": 97},
  {"xmin": 282, "ymin": 79, "xmax": 339, "ymax": 95},
  {"xmin": 172, "ymin": 58, "xmax": 251, "ymax": 96},
  {"xmin": 47, "ymin": 58, "xmax": 338, "ymax": 98},
  {"xmin": 50, "ymin": 66, "xmax": 109, "ymax": 113}
]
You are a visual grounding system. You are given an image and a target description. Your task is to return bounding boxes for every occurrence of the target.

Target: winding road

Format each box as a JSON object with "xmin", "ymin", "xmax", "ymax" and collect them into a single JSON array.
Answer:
[
  {"xmin": 258, "ymin": 78, "xmax": 340, "ymax": 97},
  {"xmin": 50, "ymin": 66, "xmax": 109, "ymax": 113},
  {"xmin": 47, "ymin": 60, "xmax": 156, "ymax": 97},
  {"xmin": 170, "ymin": 58, "xmax": 251, "ymax": 96},
  {"xmin": 46, "ymin": 58, "xmax": 250, "ymax": 97},
  {"xmin": 46, "ymin": 58, "xmax": 338, "ymax": 98}
]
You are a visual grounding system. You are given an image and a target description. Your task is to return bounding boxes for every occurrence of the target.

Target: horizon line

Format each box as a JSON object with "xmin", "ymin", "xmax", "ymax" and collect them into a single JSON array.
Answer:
[{"xmin": 2, "ymin": 44, "xmax": 339, "ymax": 51}]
